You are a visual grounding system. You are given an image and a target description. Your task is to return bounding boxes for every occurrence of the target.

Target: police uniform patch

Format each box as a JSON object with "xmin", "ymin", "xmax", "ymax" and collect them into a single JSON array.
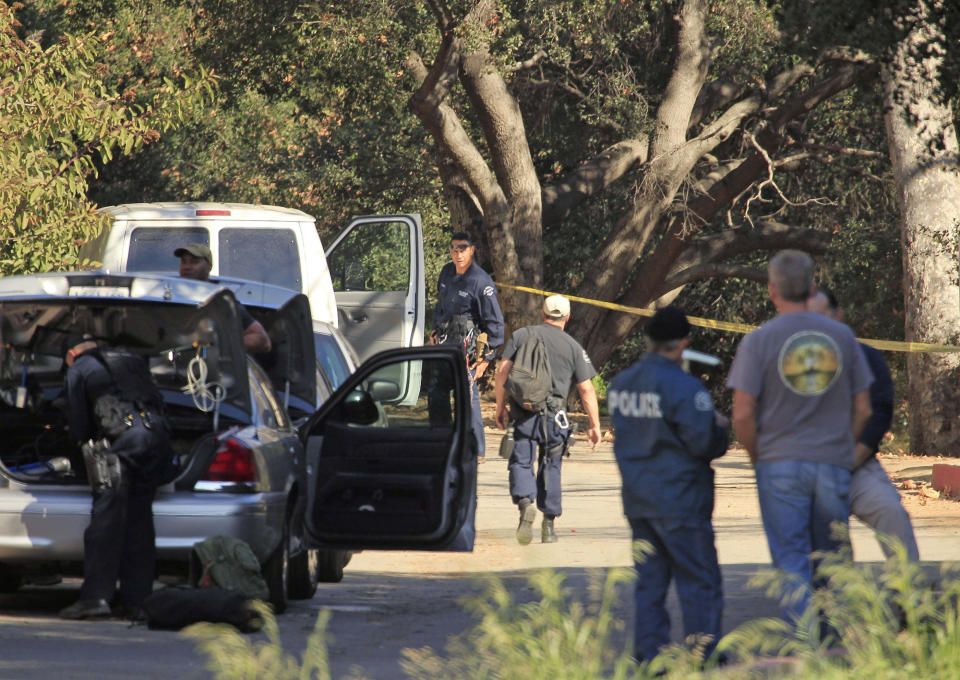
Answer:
[
  {"xmin": 694, "ymin": 390, "xmax": 713, "ymax": 412},
  {"xmin": 778, "ymin": 331, "xmax": 842, "ymax": 396},
  {"xmin": 482, "ymin": 286, "xmax": 495, "ymax": 297}
]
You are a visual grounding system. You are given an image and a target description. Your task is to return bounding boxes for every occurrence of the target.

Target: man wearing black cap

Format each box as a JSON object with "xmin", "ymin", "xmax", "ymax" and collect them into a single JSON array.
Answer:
[
  {"xmin": 429, "ymin": 232, "xmax": 504, "ymax": 461},
  {"xmin": 174, "ymin": 243, "xmax": 272, "ymax": 354},
  {"xmin": 58, "ymin": 334, "xmax": 172, "ymax": 620},
  {"xmin": 608, "ymin": 305, "xmax": 729, "ymax": 664}
]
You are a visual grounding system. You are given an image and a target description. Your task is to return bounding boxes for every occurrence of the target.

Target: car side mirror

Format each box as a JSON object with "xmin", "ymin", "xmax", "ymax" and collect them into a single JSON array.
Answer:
[
  {"xmin": 343, "ymin": 389, "xmax": 379, "ymax": 425},
  {"xmin": 367, "ymin": 378, "xmax": 400, "ymax": 402}
]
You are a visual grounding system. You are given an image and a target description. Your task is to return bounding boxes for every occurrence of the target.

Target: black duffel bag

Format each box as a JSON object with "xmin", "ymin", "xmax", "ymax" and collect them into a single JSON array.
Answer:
[{"xmin": 142, "ymin": 585, "xmax": 264, "ymax": 632}]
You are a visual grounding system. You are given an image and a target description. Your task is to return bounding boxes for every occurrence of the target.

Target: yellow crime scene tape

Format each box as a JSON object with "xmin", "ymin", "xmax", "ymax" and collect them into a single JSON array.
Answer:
[{"xmin": 496, "ymin": 282, "xmax": 960, "ymax": 354}]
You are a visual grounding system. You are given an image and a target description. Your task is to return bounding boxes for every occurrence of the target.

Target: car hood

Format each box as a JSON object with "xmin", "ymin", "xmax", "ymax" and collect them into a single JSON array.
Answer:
[{"xmin": 0, "ymin": 274, "xmax": 251, "ymax": 418}]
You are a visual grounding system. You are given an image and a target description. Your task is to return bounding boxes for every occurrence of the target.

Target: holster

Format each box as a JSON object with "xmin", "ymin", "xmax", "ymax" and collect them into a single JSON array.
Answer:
[
  {"xmin": 563, "ymin": 423, "xmax": 580, "ymax": 458},
  {"xmin": 82, "ymin": 438, "xmax": 123, "ymax": 491}
]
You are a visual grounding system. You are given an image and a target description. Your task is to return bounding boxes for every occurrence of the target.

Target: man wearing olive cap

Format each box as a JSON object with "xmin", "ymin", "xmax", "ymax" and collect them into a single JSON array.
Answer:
[
  {"xmin": 174, "ymin": 244, "xmax": 272, "ymax": 353},
  {"xmin": 608, "ymin": 305, "xmax": 729, "ymax": 664}
]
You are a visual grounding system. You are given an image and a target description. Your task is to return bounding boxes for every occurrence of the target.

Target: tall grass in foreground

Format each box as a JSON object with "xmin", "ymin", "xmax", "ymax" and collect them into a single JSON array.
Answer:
[{"xmin": 184, "ymin": 551, "xmax": 960, "ymax": 679}]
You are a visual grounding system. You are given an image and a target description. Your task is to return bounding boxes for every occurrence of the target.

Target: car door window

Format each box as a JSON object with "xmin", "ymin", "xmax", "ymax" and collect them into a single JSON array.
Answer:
[
  {"xmin": 327, "ymin": 221, "xmax": 409, "ymax": 292},
  {"xmin": 358, "ymin": 359, "xmax": 452, "ymax": 428},
  {"xmin": 219, "ymin": 228, "xmax": 302, "ymax": 290},
  {"xmin": 128, "ymin": 227, "xmax": 208, "ymax": 271}
]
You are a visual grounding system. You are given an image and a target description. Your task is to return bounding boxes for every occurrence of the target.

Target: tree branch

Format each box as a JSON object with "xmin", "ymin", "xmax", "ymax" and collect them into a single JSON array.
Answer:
[
  {"xmin": 405, "ymin": 51, "xmax": 504, "ymax": 208},
  {"xmin": 651, "ymin": 0, "xmax": 711, "ymax": 164},
  {"xmin": 510, "ymin": 50, "xmax": 547, "ymax": 73},
  {"xmin": 669, "ymin": 219, "xmax": 832, "ymax": 274},
  {"xmin": 541, "ymin": 138, "xmax": 649, "ymax": 227},
  {"xmin": 655, "ymin": 264, "xmax": 767, "ymax": 296}
]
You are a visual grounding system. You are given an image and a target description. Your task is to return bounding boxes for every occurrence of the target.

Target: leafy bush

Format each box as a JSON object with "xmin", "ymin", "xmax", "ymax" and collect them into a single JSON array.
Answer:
[{"xmin": 186, "ymin": 554, "xmax": 960, "ymax": 680}]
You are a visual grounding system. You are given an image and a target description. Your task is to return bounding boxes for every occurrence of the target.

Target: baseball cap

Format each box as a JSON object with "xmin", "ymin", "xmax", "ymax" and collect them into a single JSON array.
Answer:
[
  {"xmin": 543, "ymin": 295, "xmax": 571, "ymax": 319},
  {"xmin": 644, "ymin": 305, "xmax": 691, "ymax": 341},
  {"xmin": 61, "ymin": 331, "xmax": 95, "ymax": 357},
  {"xmin": 173, "ymin": 243, "xmax": 212, "ymax": 262}
]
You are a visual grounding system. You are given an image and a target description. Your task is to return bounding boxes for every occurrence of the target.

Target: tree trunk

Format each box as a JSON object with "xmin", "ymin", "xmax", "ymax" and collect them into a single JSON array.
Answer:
[{"xmin": 883, "ymin": 1, "xmax": 960, "ymax": 456}]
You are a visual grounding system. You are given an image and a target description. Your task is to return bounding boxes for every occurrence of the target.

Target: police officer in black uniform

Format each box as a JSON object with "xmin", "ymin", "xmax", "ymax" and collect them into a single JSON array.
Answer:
[
  {"xmin": 429, "ymin": 232, "xmax": 504, "ymax": 461},
  {"xmin": 59, "ymin": 333, "xmax": 172, "ymax": 620}
]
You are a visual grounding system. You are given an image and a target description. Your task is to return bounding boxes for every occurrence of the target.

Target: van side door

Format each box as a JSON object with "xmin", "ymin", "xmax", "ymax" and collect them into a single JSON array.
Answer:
[{"xmin": 325, "ymin": 215, "xmax": 424, "ymax": 361}]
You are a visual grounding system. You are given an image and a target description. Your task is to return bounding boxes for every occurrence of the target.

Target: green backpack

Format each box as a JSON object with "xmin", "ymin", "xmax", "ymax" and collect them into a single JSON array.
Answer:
[
  {"xmin": 191, "ymin": 536, "xmax": 270, "ymax": 601},
  {"xmin": 504, "ymin": 327, "xmax": 554, "ymax": 413}
]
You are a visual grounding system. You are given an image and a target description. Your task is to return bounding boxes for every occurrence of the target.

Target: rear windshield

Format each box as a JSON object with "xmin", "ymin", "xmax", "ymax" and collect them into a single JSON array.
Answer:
[
  {"xmin": 128, "ymin": 227, "xmax": 209, "ymax": 272},
  {"xmin": 219, "ymin": 228, "xmax": 302, "ymax": 291}
]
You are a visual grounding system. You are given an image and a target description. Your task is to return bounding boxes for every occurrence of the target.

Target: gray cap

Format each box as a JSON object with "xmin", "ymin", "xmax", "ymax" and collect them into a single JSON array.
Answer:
[
  {"xmin": 543, "ymin": 295, "xmax": 571, "ymax": 319},
  {"xmin": 174, "ymin": 243, "xmax": 212, "ymax": 262}
]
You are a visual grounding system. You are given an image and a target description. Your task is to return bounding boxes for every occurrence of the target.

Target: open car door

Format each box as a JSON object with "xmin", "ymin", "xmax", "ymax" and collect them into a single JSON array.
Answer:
[
  {"xmin": 324, "ymin": 215, "xmax": 424, "ymax": 360},
  {"xmin": 300, "ymin": 345, "xmax": 476, "ymax": 551}
]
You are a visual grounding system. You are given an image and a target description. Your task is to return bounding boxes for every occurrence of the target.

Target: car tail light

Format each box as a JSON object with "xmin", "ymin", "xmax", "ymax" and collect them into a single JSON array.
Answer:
[
  {"xmin": 202, "ymin": 438, "xmax": 257, "ymax": 483},
  {"xmin": 195, "ymin": 209, "xmax": 230, "ymax": 216}
]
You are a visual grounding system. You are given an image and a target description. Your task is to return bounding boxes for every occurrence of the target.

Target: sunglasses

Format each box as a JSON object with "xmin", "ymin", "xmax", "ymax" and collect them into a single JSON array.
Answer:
[{"xmin": 449, "ymin": 243, "xmax": 472, "ymax": 252}]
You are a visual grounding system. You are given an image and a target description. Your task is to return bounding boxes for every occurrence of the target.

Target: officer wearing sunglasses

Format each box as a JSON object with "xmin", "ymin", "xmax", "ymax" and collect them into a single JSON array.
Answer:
[{"xmin": 430, "ymin": 232, "xmax": 504, "ymax": 462}]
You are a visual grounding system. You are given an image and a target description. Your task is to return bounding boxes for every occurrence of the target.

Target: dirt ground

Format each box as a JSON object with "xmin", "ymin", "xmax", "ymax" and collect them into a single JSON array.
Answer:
[
  {"xmin": 0, "ymin": 399, "xmax": 956, "ymax": 680},
  {"xmin": 479, "ymin": 395, "xmax": 960, "ymax": 525}
]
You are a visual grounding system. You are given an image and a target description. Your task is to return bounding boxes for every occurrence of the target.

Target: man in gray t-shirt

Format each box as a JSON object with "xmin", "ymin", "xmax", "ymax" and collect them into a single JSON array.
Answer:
[
  {"xmin": 494, "ymin": 295, "xmax": 601, "ymax": 545},
  {"xmin": 726, "ymin": 250, "xmax": 872, "ymax": 629}
]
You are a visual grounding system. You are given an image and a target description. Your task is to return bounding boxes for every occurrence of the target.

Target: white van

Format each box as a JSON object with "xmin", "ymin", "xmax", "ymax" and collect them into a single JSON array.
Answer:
[{"xmin": 80, "ymin": 202, "xmax": 425, "ymax": 363}]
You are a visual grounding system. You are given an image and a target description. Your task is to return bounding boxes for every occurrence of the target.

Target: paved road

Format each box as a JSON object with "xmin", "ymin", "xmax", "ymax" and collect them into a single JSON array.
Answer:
[{"xmin": 0, "ymin": 435, "xmax": 957, "ymax": 679}]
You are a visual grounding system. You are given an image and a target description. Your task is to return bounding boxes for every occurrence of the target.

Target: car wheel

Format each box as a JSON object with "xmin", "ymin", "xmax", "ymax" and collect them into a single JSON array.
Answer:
[
  {"xmin": 316, "ymin": 548, "xmax": 351, "ymax": 584},
  {"xmin": 0, "ymin": 564, "xmax": 22, "ymax": 593},
  {"xmin": 287, "ymin": 546, "xmax": 319, "ymax": 600},
  {"xmin": 261, "ymin": 521, "xmax": 289, "ymax": 614}
]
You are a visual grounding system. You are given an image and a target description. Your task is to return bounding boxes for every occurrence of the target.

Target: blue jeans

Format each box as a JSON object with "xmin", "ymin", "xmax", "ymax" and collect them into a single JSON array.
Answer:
[
  {"xmin": 630, "ymin": 516, "xmax": 723, "ymax": 663},
  {"xmin": 755, "ymin": 460, "xmax": 852, "ymax": 624}
]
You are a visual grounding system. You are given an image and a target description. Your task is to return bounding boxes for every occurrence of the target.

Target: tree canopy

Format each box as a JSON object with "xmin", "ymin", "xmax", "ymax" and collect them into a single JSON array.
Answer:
[
  {"xmin": 10, "ymin": 0, "xmax": 954, "ymax": 376},
  {"xmin": 0, "ymin": 1, "xmax": 214, "ymax": 274}
]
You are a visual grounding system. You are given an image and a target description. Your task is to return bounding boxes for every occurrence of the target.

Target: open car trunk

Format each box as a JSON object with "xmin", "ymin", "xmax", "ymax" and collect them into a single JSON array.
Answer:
[{"xmin": 0, "ymin": 288, "xmax": 251, "ymax": 486}]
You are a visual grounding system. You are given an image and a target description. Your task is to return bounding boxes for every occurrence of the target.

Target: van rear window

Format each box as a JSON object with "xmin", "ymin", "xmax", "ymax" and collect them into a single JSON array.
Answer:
[
  {"xmin": 128, "ymin": 228, "xmax": 209, "ymax": 272},
  {"xmin": 220, "ymin": 228, "xmax": 302, "ymax": 291}
]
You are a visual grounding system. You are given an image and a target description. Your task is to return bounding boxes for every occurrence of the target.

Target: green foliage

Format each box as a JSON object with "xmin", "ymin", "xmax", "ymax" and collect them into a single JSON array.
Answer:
[
  {"xmin": 729, "ymin": 543, "xmax": 960, "ymax": 679},
  {"xmin": 0, "ymin": 1, "xmax": 214, "ymax": 275},
  {"xmin": 401, "ymin": 569, "xmax": 654, "ymax": 680},
  {"xmin": 182, "ymin": 601, "xmax": 343, "ymax": 680},
  {"xmin": 187, "ymin": 557, "xmax": 960, "ymax": 680}
]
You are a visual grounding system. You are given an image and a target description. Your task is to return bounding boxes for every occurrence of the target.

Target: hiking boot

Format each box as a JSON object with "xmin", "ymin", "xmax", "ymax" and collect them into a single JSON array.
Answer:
[
  {"xmin": 542, "ymin": 517, "xmax": 557, "ymax": 543},
  {"xmin": 516, "ymin": 500, "xmax": 536, "ymax": 545},
  {"xmin": 60, "ymin": 598, "xmax": 111, "ymax": 620}
]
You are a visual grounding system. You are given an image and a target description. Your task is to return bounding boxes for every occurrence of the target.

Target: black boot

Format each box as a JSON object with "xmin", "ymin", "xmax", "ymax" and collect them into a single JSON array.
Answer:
[
  {"xmin": 541, "ymin": 516, "xmax": 557, "ymax": 543},
  {"xmin": 60, "ymin": 598, "xmax": 111, "ymax": 620},
  {"xmin": 516, "ymin": 499, "xmax": 536, "ymax": 545}
]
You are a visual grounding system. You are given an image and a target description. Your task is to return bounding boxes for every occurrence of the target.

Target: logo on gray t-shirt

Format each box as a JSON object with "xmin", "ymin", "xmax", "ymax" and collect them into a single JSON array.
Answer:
[{"xmin": 777, "ymin": 330, "xmax": 841, "ymax": 396}]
